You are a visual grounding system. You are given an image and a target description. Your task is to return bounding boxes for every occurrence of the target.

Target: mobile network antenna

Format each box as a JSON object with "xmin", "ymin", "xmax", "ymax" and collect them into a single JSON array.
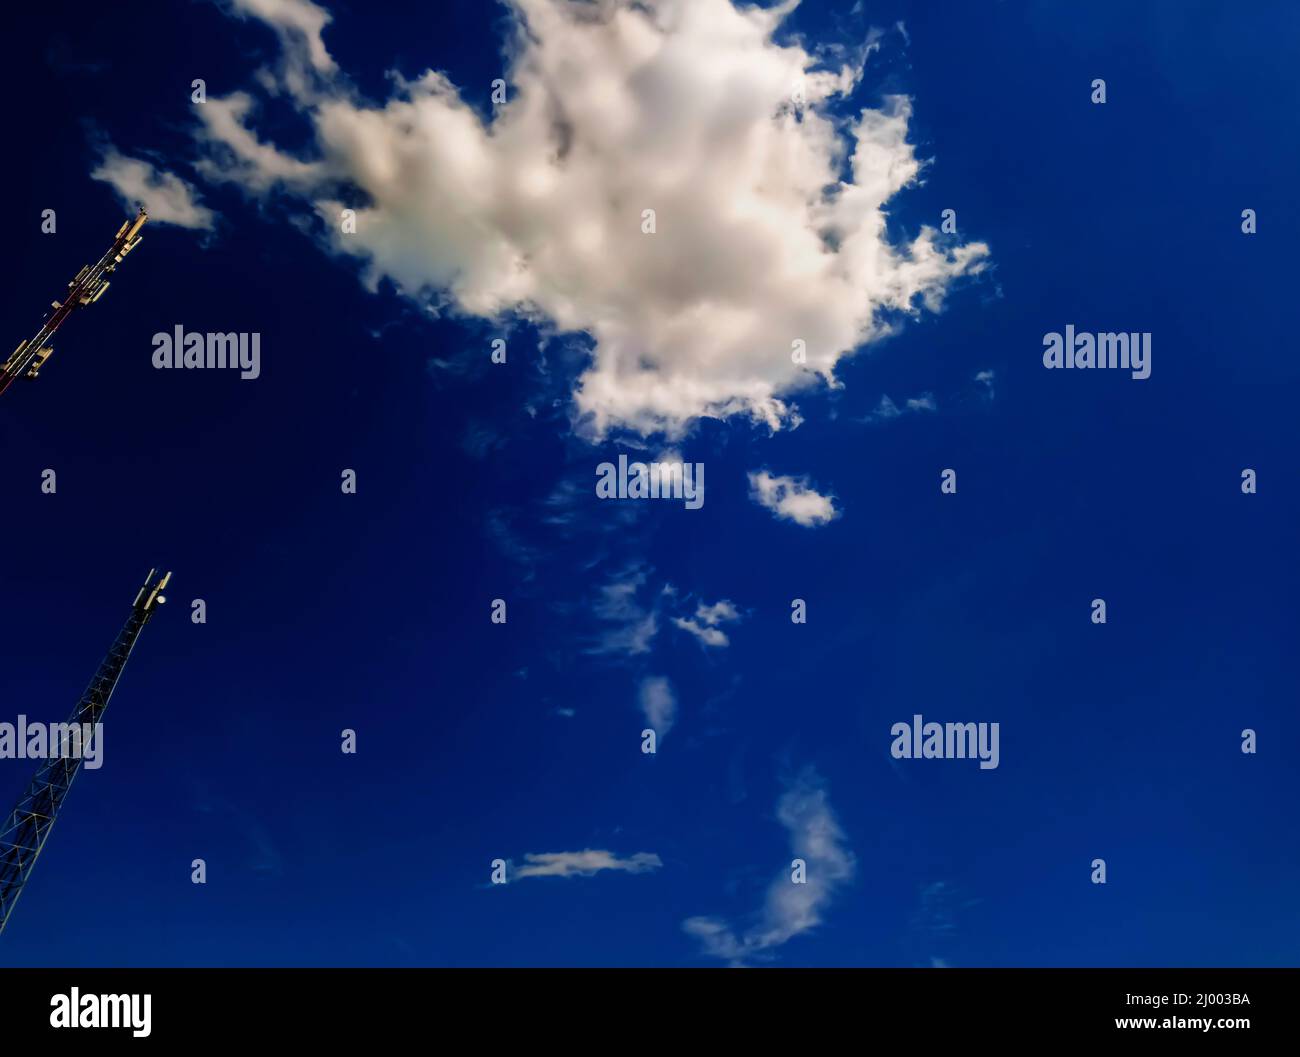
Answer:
[
  {"xmin": 0, "ymin": 569, "xmax": 171, "ymax": 935},
  {"xmin": 0, "ymin": 207, "xmax": 148, "ymax": 397}
]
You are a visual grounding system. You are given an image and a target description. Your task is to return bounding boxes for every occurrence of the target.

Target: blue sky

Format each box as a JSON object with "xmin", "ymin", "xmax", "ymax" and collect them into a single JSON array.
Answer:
[{"xmin": 0, "ymin": 0, "xmax": 1297, "ymax": 967}]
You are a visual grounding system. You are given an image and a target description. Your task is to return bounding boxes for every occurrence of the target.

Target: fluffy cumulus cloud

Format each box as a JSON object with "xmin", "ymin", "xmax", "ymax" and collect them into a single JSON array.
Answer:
[
  {"xmin": 91, "ymin": 147, "xmax": 215, "ymax": 229},
  {"xmin": 684, "ymin": 768, "xmax": 854, "ymax": 965},
  {"xmin": 748, "ymin": 470, "xmax": 839, "ymax": 527},
  {"xmin": 512, "ymin": 849, "xmax": 662, "ymax": 880},
  {"xmin": 194, "ymin": 0, "xmax": 988, "ymax": 438},
  {"xmin": 638, "ymin": 675, "xmax": 677, "ymax": 735}
]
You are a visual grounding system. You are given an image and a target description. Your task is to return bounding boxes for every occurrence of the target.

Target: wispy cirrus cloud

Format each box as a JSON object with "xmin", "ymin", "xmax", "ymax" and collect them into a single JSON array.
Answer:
[
  {"xmin": 861, "ymin": 391, "xmax": 937, "ymax": 423},
  {"xmin": 226, "ymin": 0, "xmax": 336, "ymax": 75},
  {"xmin": 684, "ymin": 768, "xmax": 854, "ymax": 965},
  {"xmin": 511, "ymin": 849, "xmax": 662, "ymax": 881},
  {"xmin": 591, "ymin": 569, "xmax": 747, "ymax": 658},
  {"xmin": 637, "ymin": 675, "xmax": 677, "ymax": 736},
  {"xmin": 588, "ymin": 565, "xmax": 662, "ymax": 657},
  {"xmin": 672, "ymin": 599, "xmax": 742, "ymax": 648}
]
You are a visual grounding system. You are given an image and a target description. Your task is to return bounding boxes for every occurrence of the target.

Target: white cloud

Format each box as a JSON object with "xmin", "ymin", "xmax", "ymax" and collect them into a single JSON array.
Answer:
[
  {"xmin": 862, "ymin": 391, "xmax": 935, "ymax": 423},
  {"xmin": 638, "ymin": 675, "xmax": 677, "ymax": 736},
  {"xmin": 588, "ymin": 566, "xmax": 660, "ymax": 656},
  {"xmin": 90, "ymin": 148, "xmax": 215, "ymax": 229},
  {"xmin": 195, "ymin": 92, "xmax": 325, "ymax": 193},
  {"xmin": 748, "ymin": 470, "xmax": 839, "ymax": 527},
  {"xmin": 672, "ymin": 598, "xmax": 742, "ymax": 648},
  {"xmin": 194, "ymin": 0, "xmax": 988, "ymax": 438},
  {"xmin": 227, "ymin": 0, "xmax": 336, "ymax": 74},
  {"xmin": 591, "ymin": 569, "xmax": 745, "ymax": 657},
  {"xmin": 512, "ymin": 849, "xmax": 662, "ymax": 880},
  {"xmin": 683, "ymin": 768, "xmax": 855, "ymax": 965},
  {"xmin": 672, "ymin": 620, "xmax": 728, "ymax": 647},
  {"xmin": 695, "ymin": 600, "xmax": 740, "ymax": 625},
  {"xmin": 869, "ymin": 394, "xmax": 902, "ymax": 420}
]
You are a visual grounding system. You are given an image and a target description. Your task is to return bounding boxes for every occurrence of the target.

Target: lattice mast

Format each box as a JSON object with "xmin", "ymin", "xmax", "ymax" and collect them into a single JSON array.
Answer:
[{"xmin": 0, "ymin": 569, "xmax": 171, "ymax": 935}]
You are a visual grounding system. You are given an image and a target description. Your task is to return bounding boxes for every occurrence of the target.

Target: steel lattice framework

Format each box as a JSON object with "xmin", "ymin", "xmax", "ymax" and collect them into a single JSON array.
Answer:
[{"xmin": 0, "ymin": 569, "xmax": 170, "ymax": 935}]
